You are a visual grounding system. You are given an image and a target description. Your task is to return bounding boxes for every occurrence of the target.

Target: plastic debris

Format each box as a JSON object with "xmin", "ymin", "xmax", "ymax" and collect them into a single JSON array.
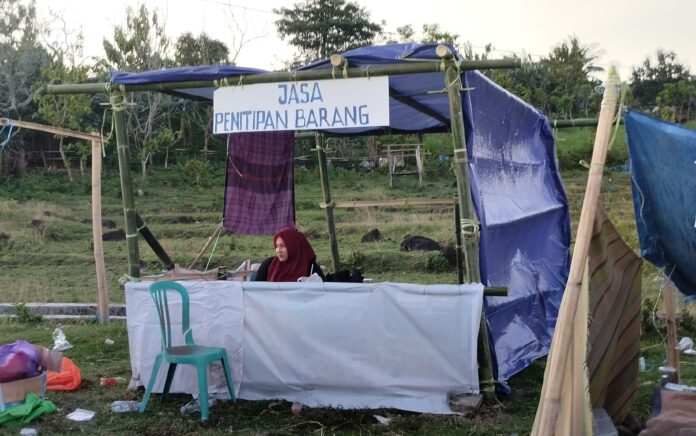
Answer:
[
  {"xmin": 104, "ymin": 339, "xmax": 115, "ymax": 346},
  {"xmin": 180, "ymin": 398, "xmax": 215, "ymax": 414},
  {"xmin": 678, "ymin": 337, "xmax": 693, "ymax": 352},
  {"xmin": 52, "ymin": 327, "xmax": 72, "ymax": 352},
  {"xmin": 66, "ymin": 408, "xmax": 95, "ymax": 421},
  {"xmin": 20, "ymin": 428, "xmax": 37, "ymax": 436},
  {"xmin": 638, "ymin": 356, "xmax": 646, "ymax": 372},
  {"xmin": 373, "ymin": 415, "xmax": 391, "ymax": 425},
  {"xmin": 110, "ymin": 400, "xmax": 140, "ymax": 413},
  {"xmin": 100, "ymin": 377, "xmax": 125, "ymax": 386},
  {"xmin": 291, "ymin": 401, "xmax": 302, "ymax": 416}
]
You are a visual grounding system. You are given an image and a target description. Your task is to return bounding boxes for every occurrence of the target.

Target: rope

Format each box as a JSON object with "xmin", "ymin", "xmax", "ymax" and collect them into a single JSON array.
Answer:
[
  {"xmin": 608, "ymin": 83, "xmax": 628, "ymax": 150},
  {"xmin": 0, "ymin": 121, "xmax": 20, "ymax": 149}
]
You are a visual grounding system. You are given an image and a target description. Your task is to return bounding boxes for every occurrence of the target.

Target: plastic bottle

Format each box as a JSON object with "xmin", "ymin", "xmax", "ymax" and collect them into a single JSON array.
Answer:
[
  {"xmin": 180, "ymin": 398, "xmax": 216, "ymax": 414},
  {"xmin": 110, "ymin": 400, "xmax": 140, "ymax": 413}
]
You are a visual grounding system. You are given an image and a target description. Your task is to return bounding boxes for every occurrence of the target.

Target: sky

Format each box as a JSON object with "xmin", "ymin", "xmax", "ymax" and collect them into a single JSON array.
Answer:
[{"xmin": 37, "ymin": 0, "xmax": 696, "ymax": 79}]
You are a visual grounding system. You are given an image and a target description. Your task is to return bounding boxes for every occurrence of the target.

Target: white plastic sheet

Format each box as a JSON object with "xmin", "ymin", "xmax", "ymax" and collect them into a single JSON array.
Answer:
[{"xmin": 125, "ymin": 280, "xmax": 483, "ymax": 414}]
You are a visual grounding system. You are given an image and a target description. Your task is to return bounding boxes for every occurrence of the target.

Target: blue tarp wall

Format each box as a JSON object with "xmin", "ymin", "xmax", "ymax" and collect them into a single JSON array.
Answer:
[
  {"xmin": 625, "ymin": 110, "xmax": 696, "ymax": 298},
  {"xmin": 110, "ymin": 43, "xmax": 571, "ymax": 383}
]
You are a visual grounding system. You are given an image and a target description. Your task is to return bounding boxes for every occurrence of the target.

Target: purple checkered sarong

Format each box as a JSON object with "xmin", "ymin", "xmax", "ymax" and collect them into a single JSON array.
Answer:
[{"xmin": 223, "ymin": 131, "xmax": 295, "ymax": 235}]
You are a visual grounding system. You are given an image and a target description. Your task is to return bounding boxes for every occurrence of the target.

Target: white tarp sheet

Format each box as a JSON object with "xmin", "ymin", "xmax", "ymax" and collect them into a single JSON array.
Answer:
[{"xmin": 125, "ymin": 280, "xmax": 483, "ymax": 414}]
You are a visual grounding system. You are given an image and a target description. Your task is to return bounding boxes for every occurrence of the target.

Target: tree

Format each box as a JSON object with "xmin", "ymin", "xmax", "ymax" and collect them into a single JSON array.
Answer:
[
  {"xmin": 0, "ymin": 0, "xmax": 48, "ymax": 118},
  {"xmin": 103, "ymin": 4, "xmax": 171, "ymax": 188},
  {"xmin": 656, "ymin": 79, "xmax": 696, "ymax": 122},
  {"xmin": 174, "ymin": 32, "xmax": 229, "ymax": 162},
  {"xmin": 0, "ymin": 0, "xmax": 49, "ymax": 177},
  {"xmin": 421, "ymin": 24, "xmax": 459, "ymax": 46},
  {"xmin": 631, "ymin": 49, "xmax": 691, "ymax": 110},
  {"xmin": 274, "ymin": 0, "xmax": 382, "ymax": 63},
  {"xmin": 35, "ymin": 12, "xmax": 95, "ymax": 180}
]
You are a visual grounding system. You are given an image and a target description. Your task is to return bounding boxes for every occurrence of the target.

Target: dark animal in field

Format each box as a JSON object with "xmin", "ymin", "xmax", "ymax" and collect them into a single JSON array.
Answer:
[
  {"xmin": 441, "ymin": 243, "xmax": 458, "ymax": 267},
  {"xmin": 400, "ymin": 234, "xmax": 441, "ymax": 252},
  {"xmin": 82, "ymin": 218, "xmax": 117, "ymax": 228},
  {"xmin": 102, "ymin": 229, "xmax": 126, "ymax": 241},
  {"xmin": 361, "ymin": 228, "xmax": 381, "ymax": 242}
]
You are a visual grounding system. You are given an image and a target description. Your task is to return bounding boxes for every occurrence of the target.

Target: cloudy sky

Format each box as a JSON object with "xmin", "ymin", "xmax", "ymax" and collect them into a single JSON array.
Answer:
[{"xmin": 39, "ymin": 0, "xmax": 695, "ymax": 79}]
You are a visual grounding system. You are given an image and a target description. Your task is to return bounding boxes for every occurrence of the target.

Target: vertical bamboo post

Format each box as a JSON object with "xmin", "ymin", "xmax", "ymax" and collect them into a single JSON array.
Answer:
[
  {"xmin": 532, "ymin": 67, "xmax": 620, "ymax": 436},
  {"xmin": 91, "ymin": 138, "xmax": 109, "ymax": 323},
  {"xmin": 437, "ymin": 44, "xmax": 495, "ymax": 401},
  {"xmin": 454, "ymin": 202, "xmax": 464, "ymax": 285},
  {"xmin": 316, "ymin": 133, "xmax": 340, "ymax": 272},
  {"xmin": 111, "ymin": 91, "xmax": 141, "ymax": 278},
  {"xmin": 663, "ymin": 276, "xmax": 681, "ymax": 382}
]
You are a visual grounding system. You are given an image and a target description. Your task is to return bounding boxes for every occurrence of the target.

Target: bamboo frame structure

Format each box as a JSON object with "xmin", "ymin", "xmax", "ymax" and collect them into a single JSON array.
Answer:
[
  {"xmin": 0, "ymin": 118, "xmax": 110, "ymax": 323},
  {"xmin": 110, "ymin": 91, "xmax": 140, "ymax": 278},
  {"xmin": 46, "ymin": 46, "xmax": 521, "ymax": 397},
  {"xmin": 437, "ymin": 45, "xmax": 497, "ymax": 403},
  {"xmin": 662, "ymin": 276, "xmax": 681, "ymax": 382},
  {"xmin": 532, "ymin": 67, "xmax": 621, "ymax": 435},
  {"xmin": 316, "ymin": 133, "xmax": 341, "ymax": 272}
]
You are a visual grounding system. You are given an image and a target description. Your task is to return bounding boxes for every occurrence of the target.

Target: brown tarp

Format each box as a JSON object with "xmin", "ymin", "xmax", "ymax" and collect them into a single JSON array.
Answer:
[{"xmin": 588, "ymin": 205, "xmax": 643, "ymax": 423}]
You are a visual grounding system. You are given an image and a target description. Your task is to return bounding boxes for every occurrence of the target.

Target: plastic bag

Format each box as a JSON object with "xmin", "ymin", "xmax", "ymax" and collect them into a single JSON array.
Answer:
[
  {"xmin": 0, "ymin": 340, "xmax": 41, "ymax": 382},
  {"xmin": 52, "ymin": 327, "xmax": 72, "ymax": 351}
]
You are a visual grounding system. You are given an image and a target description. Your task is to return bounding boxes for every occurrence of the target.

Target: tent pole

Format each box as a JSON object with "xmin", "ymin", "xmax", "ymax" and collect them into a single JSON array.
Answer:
[
  {"xmin": 532, "ymin": 68, "xmax": 620, "ymax": 436},
  {"xmin": 663, "ymin": 276, "xmax": 681, "ymax": 382},
  {"xmin": 437, "ymin": 45, "xmax": 495, "ymax": 402},
  {"xmin": 91, "ymin": 138, "xmax": 109, "ymax": 323},
  {"xmin": 111, "ymin": 91, "xmax": 141, "ymax": 278},
  {"xmin": 454, "ymin": 202, "xmax": 464, "ymax": 285},
  {"xmin": 316, "ymin": 133, "xmax": 340, "ymax": 272}
]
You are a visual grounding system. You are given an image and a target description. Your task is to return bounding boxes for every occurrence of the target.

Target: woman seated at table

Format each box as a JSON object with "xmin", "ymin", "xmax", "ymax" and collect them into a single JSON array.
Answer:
[{"xmin": 254, "ymin": 227, "xmax": 325, "ymax": 282}]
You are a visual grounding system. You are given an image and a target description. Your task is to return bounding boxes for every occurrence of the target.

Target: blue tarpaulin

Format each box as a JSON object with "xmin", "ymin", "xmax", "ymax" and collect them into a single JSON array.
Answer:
[
  {"xmin": 109, "ymin": 43, "xmax": 571, "ymax": 383},
  {"xmin": 625, "ymin": 110, "xmax": 696, "ymax": 297}
]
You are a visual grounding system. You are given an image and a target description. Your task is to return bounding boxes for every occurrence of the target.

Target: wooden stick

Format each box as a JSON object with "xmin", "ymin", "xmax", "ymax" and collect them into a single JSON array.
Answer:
[
  {"xmin": 188, "ymin": 222, "xmax": 224, "ymax": 269},
  {"xmin": 0, "ymin": 118, "xmax": 101, "ymax": 142},
  {"xmin": 663, "ymin": 276, "xmax": 681, "ymax": 382},
  {"xmin": 328, "ymin": 198, "xmax": 456, "ymax": 208},
  {"xmin": 91, "ymin": 139, "xmax": 109, "ymax": 323},
  {"xmin": 532, "ymin": 67, "xmax": 620, "ymax": 436}
]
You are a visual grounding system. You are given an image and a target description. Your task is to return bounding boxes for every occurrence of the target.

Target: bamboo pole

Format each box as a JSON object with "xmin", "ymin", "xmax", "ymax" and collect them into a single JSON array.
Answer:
[
  {"xmin": 663, "ymin": 276, "xmax": 681, "ymax": 382},
  {"xmin": 532, "ymin": 67, "xmax": 620, "ymax": 436},
  {"xmin": 316, "ymin": 133, "xmax": 340, "ymax": 272},
  {"xmin": 91, "ymin": 138, "xmax": 109, "ymax": 323},
  {"xmin": 437, "ymin": 44, "xmax": 495, "ymax": 401},
  {"xmin": 0, "ymin": 118, "xmax": 101, "ymax": 142},
  {"xmin": 327, "ymin": 198, "xmax": 456, "ymax": 208},
  {"xmin": 189, "ymin": 222, "xmax": 224, "ymax": 269},
  {"xmin": 135, "ymin": 212, "xmax": 175, "ymax": 270},
  {"xmin": 46, "ymin": 58, "xmax": 521, "ymax": 96},
  {"xmin": 455, "ymin": 203, "xmax": 464, "ymax": 285},
  {"xmin": 111, "ymin": 91, "xmax": 141, "ymax": 278}
]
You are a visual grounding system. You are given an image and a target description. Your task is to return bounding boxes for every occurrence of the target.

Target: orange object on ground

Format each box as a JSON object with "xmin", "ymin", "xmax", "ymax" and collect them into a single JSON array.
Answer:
[{"xmin": 46, "ymin": 357, "xmax": 81, "ymax": 391}]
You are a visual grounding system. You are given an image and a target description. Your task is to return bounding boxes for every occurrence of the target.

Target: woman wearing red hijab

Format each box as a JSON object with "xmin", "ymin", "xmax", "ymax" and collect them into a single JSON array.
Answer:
[{"xmin": 254, "ymin": 227, "xmax": 325, "ymax": 282}]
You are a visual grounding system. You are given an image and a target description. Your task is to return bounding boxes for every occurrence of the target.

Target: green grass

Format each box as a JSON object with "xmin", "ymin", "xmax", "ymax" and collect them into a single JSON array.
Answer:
[{"xmin": 2, "ymin": 130, "xmax": 696, "ymax": 434}]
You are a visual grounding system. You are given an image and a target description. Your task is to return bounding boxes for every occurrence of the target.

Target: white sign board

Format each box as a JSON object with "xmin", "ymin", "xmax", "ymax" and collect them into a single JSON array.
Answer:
[{"xmin": 213, "ymin": 76, "xmax": 390, "ymax": 134}]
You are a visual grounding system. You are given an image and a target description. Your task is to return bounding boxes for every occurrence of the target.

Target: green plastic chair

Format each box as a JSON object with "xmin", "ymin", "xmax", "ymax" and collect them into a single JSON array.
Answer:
[{"xmin": 139, "ymin": 280, "xmax": 235, "ymax": 421}]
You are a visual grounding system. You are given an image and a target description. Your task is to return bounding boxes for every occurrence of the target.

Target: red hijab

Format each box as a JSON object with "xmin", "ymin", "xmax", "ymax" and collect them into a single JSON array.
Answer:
[{"xmin": 267, "ymin": 227, "xmax": 317, "ymax": 282}]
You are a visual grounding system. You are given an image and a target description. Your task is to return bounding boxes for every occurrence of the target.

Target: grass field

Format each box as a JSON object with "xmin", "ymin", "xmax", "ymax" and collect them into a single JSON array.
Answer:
[{"xmin": 1, "ymin": 127, "xmax": 695, "ymax": 434}]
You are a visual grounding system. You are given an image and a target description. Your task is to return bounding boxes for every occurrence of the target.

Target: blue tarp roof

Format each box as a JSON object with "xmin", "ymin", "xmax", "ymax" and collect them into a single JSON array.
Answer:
[
  {"xmin": 109, "ymin": 43, "xmax": 571, "ymax": 383},
  {"xmin": 626, "ymin": 110, "xmax": 696, "ymax": 298}
]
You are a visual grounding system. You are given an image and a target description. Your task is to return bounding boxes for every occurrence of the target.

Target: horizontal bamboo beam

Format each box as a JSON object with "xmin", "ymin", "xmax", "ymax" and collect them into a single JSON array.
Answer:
[
  {"xmin": 551, "ymin": 117, "xmax": 623, "ymax": 128},
  {"xmin": 0, "ymin": 118, "xmax": 102, "ymax": 141},
  {"xmin": 46, "ymin": 58, "xmax": 521, "ymax": 96},
  {"xmin": 327, "ymin": 198, "xmax": 457, "ymax": 208},
  {"xmin": 484, "ymin": 287, "xmax": 508, "ymax": 297}
]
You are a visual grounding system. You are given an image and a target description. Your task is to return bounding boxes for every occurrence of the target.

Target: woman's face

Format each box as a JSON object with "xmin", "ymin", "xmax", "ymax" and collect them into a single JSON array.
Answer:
[{"xmin": 275, "ymin": 237, "xmax": 288, "ymax": 262}]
